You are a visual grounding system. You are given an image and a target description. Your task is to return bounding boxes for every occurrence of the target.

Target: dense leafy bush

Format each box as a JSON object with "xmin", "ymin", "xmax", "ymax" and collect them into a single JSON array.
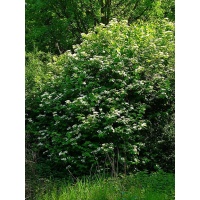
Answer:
[{"xmin": 26, "ymin": 19, "xmax": 174, "ymax": 177}]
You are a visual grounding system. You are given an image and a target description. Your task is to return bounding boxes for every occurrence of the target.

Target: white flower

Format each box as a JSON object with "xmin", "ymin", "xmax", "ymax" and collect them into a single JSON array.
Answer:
[
  {"xmin": 121, "ymin": 157, "xmax": 125, "ymax": 162},
  {"xmin": 141, "ymin": 123, "xmax": 146, "ymax": 127},
  {"xmin": 66, "ymin": 165, "xmax": 71, "ymax": 169},
  {"xmin": 65, "ymin": 100, "xmax": 71, "ymax": 104},
  {"xmin": 134, "ymin": 158, "xmax": 139, "ymax": 163},
  {"xmin": 53, "ymin": 112, "xmax": 57, "ymax": 116},
  {"xmin": 133, "ymin": 145, "xmax": 137, "ymax": 152},
  {"xmin": 43, "ymin": 150, "xmax": 48, "ymax": 154},
  {"xmin": 111, "ymin": 127, "xmax": 115, "ymax": 132},
  {"xmin": 28, "ymin": 118, "xmax": 33, "ymax": 123},
  {"xmin": 133, "ymin": 125, "xmax": 137, "ymax": 130},
  {"xmin": 37, "ymin": 114, "xmax": 45, "ymax": 118}
]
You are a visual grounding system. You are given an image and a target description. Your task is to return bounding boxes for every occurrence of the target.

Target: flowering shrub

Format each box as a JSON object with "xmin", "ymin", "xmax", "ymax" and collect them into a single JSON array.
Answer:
[{"xmin": 26, "ymin": 19, "xmax": 175, "ymax": 176}]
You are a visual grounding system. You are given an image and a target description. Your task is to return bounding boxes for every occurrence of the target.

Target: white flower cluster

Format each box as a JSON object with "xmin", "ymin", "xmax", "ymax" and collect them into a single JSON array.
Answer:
[
  {"xmin": 104, "ymin": 125, "xmax": 115, "ymax": 133},
  {"xmin": 37, "ymin": 114, "xmax": 46, "ymax": 118},
  {"xmin": 59, "ymin": 150, "xmax": 68, "ymax": 156},
  {"xmin": 100, "ymin": 143, "xmax": 114, "ymax": 153},
  {"xmin": 37, "ymin": 142, "xmax": 43, "ymax": 146},
  {"xmin": 116, "ymin": 70, "xmax": 127, "ymax": 77},
  {"xmin": 27, "ymin": 118, "xmax": 33, "ymax": 123}
]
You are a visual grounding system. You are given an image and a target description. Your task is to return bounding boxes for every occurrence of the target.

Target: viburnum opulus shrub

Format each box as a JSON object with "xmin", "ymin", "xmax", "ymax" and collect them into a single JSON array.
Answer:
[{"xmin": 26, "ymin": 18, "xmax": 174, "ymax": 176}]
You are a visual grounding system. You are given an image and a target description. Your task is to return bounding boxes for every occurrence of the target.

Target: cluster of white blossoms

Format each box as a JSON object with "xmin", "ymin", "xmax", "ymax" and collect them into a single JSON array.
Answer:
[
  {"xmin": 135, "ymin": 66, "xmax": 144, "ymax": 73},
  {"xmin": 37, "ymin": 142, "xmax": 43, "ymax": 146},
  {"xmin": 100, "ymin": 143, "xmax": 114, "ymax": 153},
  {"xmin": 59, "ymin": 150, "xmax": 68, "ymax": 156},
  {"xmin": 37, "ymin": 114, "xmax": 46, "ymax": 118},
  {"xmin": 104, "ymin": 125, "xmax": 115, "ymax": 133},
  {"xmin": 27, "ymin": 118, "xmax": 33, "ymax": 123},
  {"xmin": 116, "ymin": 70, "xmax": 127, "ymax": 77}
]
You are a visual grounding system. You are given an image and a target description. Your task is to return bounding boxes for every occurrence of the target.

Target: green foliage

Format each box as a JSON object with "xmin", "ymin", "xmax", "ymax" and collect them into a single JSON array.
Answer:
[
  {"xmin": 25, "ymin": 50, "xmax": 64, "ymax": 105},
  {"xmin": 26, "ymin": 0, "xmax": 94, "ymax": 53},
  {"xmin": 26, "ymin": 51, "xmax": 51, "ymax": 97},
  {"xmin": 25, "ymin": 50, "xmax": 64, "ymax": 166},
  {"xmin": 26, "ymin": 19, "xmax": 174, "ymax": 176},
  {"xmin": 25, "ymin": 0, "xmax": 174, "ymax": 54}
]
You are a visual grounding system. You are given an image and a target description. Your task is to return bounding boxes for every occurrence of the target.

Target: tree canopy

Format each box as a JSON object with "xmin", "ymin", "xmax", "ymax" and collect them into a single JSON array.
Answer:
[{"xmin": 26, "ymin": 0, "xmax": 174, "ymax": 54}]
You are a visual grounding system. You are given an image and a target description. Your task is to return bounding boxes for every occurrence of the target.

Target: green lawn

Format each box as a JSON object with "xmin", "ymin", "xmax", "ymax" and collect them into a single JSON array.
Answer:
[{"xmin": 27, "ymin": 171, "xmax": 174, "ymax": 200}]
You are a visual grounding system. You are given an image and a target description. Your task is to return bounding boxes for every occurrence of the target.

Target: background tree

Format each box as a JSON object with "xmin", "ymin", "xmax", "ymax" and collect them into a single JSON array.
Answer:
[{"xmin": 26, "ymin": 0, "xmax": 174, "ymax": 54}]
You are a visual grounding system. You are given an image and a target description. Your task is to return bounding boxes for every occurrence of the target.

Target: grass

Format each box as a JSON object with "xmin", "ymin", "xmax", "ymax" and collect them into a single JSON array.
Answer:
[{"xmin": 27, "ymin": 171, "xmax": 174, "ymax": 200}]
